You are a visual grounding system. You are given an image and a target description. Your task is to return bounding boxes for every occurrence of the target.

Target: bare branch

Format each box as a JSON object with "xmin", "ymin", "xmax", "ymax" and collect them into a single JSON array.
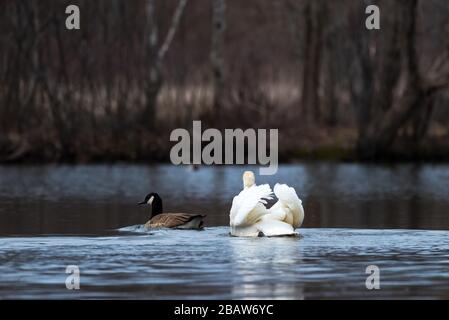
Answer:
[
  {"xmin": 158, "ymin": 0, "xmax": 188, "ymax": 61},
  {"xmin": 424, "ymin": 50, "xmax": 449, "ymax": 92}
]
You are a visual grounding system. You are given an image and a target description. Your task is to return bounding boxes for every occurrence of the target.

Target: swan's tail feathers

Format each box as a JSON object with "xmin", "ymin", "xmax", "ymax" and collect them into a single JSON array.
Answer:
[
  {"xmin": 230, "ymin": 184, "xmax": 273, "ymax": 227},
  {"xmin": 273, "ymin": 183, "xmax": 305, "ymax": 228},
  {"xmin": 257, "ymin": 219, "xmax": 297, "ymax": 237}
]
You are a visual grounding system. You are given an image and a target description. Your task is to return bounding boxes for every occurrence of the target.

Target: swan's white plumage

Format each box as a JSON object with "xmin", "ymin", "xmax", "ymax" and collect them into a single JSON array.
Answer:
[
  {"xmin": 229, "ymin": 171, "xmax": 305, "ymax": 237},
  {"xmin": 257, "ymin": 218, "xmax": 295, "ymax": 236},
  {"xmin": 268, "ymin": 183, "xmax": 304, "ymax": 228},
  {"xmin": 230, "ymin": 184, "xmax": 273, "ymax": 227}
]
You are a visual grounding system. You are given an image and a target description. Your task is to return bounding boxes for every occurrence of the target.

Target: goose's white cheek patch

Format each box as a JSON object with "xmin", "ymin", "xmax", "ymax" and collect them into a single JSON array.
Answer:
[{"xmin": 148, "ymin": 196, "xmax": 154, "ymax": 205}]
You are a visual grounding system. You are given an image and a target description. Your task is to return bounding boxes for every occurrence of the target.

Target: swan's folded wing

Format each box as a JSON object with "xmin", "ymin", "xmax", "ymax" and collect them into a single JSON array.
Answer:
[
  {"xmin": 273, "ymin": 183, "xmax": 304, "ymax": 228},
  {"xmin": 230, "ymin": 184, "xmax": 273, "ymax": 227}
]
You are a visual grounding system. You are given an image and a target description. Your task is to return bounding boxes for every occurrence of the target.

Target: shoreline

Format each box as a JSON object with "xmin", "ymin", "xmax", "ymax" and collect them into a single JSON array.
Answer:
[{"xmin": 3, "ymin": 148, "xmax": 449, "ymax": 165}]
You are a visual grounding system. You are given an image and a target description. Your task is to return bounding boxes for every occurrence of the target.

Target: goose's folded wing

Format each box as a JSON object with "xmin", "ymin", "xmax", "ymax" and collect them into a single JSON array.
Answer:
[
  {"xmin": 230, "ymin": 184, "xmax": 273, "ymax": 227},
  {"xmin": 273, "ymin": 183, "xmax": 304, "ymax": 228},
  {"xmin": 147, "ymin": 213, "xmax": 204, "ymax": 228}
]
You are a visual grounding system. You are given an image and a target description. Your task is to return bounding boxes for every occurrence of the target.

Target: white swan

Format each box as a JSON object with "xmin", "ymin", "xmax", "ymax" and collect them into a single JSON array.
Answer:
[{"xmin": 229, "ymin": 171, "xmax": 304, "ymax": 237}]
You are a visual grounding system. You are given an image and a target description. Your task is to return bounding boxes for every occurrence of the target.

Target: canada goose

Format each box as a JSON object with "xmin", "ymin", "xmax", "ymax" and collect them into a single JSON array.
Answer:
[
  {"xmin": 229, "ymin": 171, "xmax": 304, "ymax": 237},
  {"xmin": 138, "ymin": 193, "xmax": 206, "ymax": 229}
]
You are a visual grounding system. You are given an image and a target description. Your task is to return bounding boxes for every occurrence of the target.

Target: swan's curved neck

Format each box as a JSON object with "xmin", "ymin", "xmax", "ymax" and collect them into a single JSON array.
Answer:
[
  {"xmin": 243, "ymin": 171, "xmax": 255, "ymax": 189},
  {"xmin": 150, "ymin": 196, "xmax": 163, "ymax": 217}
]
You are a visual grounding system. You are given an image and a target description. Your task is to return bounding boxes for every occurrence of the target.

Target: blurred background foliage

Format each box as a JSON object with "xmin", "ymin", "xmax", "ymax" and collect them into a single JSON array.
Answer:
[{"xmin": 1, "ymin": 0, "xmax": 449, "ymax": 163}]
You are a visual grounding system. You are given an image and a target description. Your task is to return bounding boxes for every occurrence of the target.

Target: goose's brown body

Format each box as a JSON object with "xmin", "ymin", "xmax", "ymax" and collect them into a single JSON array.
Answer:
[
  {"xmin": 139, "ymin": 193, "xmax": 206, "ymax": 229},
  {"xmin": 145, "ymin": 213, "xmax": 206, "ymax": 229}
]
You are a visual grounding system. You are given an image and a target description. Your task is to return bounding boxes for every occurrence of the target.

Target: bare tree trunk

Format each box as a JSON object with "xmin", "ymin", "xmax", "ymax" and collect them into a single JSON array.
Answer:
[
  {"xmin": 143, "ymin": 0, "xmax": 188, "ymax": 130},
  {"xmin": 411, "ymin": 94, "xmax": 435, "ymax": 142},
  {"xmin": 143, "ymin": 0, "xmax": 160, "ymax": 129},
  {"xmin": 321, "ymin": 2, "xmax": 338, "ymax": 127},
  {"xmin": 355, "ymin": 0, "xmax": 449, "ymax": 158},
  {"xmin": 356, "ymin": 0, "xmax": 420, "ymax": 158},
  {"xmin": 302, "ymin": 0, "xmax": 323, "ymax": 123},
  {"xmin": 211, "ymin": 0, "xmax": 226, "ymax": 122},
  {"xmin": 323, "ymin": 53, "xmax": 337, "ymax": 127}
]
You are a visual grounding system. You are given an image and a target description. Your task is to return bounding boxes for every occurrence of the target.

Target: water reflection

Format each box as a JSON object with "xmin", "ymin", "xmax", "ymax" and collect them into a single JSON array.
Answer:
[
  {"xmin": 229, "ymin": 237, "xmax": 304, "ymax": 299},
  {"xmin": 1, "ymin": 163, "xmax": 449, "ymax": 235},
  {"xmin": 1, "ymin": 228, "xmax": 449, "ymax": 299}
]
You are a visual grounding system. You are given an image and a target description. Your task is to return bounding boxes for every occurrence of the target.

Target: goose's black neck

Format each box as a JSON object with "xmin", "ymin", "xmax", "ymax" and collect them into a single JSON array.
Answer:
[{"xmin": 150, "ymin": 194, "xmax": 163, "ymax": 217}]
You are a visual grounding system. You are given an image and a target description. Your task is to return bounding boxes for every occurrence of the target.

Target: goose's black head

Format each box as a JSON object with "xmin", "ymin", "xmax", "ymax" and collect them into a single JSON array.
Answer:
[{"xmin": 138, "ymin": 192, "xmax": 163, "ymax": 216}]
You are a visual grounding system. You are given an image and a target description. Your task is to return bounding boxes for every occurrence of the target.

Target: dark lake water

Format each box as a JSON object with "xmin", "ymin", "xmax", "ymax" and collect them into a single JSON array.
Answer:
[{"xmin": 1, "ymin": 163, "xmax": 449, "ymax": 299}]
